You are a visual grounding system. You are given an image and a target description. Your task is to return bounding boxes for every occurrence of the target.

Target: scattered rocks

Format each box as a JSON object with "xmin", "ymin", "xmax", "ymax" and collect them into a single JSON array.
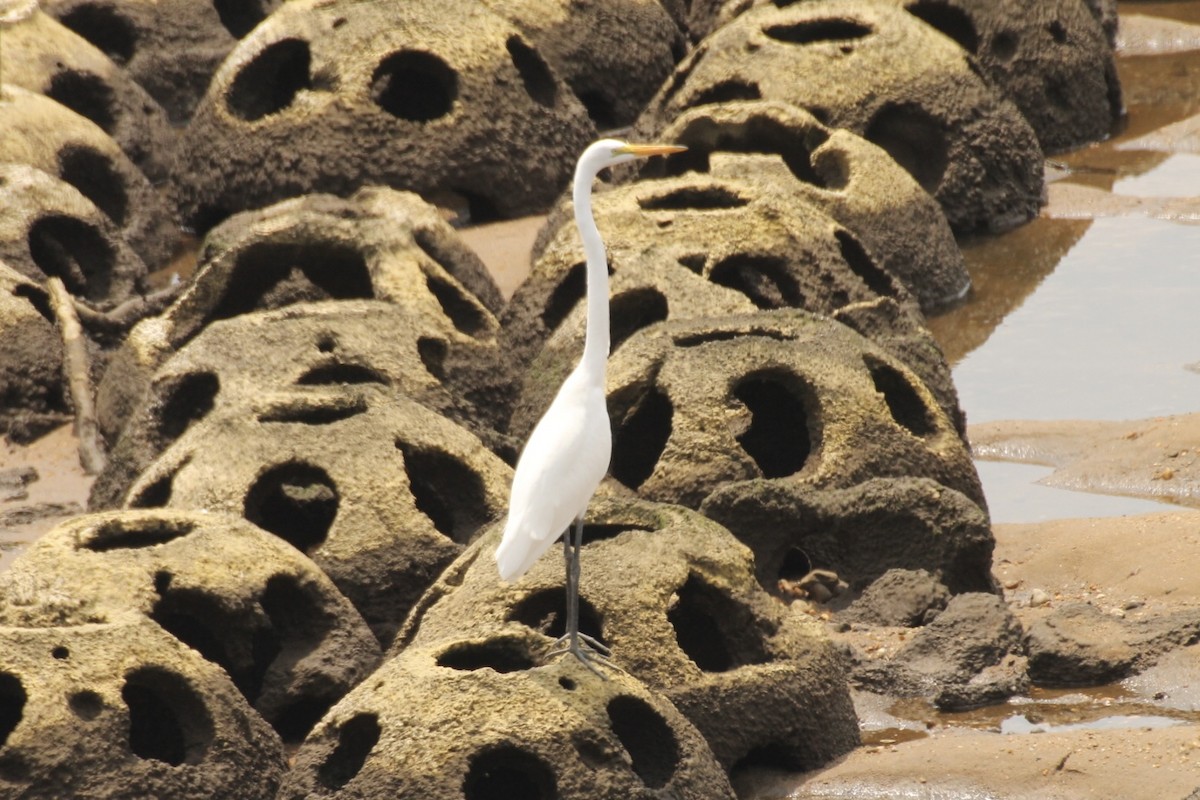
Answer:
[{"xmin": 841, "ymin": 568, "xmax": 951, "ymax": 627}]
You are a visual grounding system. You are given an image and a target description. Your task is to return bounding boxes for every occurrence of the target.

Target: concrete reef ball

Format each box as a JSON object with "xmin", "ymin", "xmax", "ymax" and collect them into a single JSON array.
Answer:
[
  {"xmin": 510, "ymin": 309, "xmax": 984, "ymax": 512},
  {"xmin": 281, "ymin": 631, "xmax": 737, "ymax": 800},
  {"xmin": 508, "ymin": 170, "xmax": 925, "ymax": 375},
  {"xmin": 396, "ymin": 495, "xmax": 861, "ymax": 773},
  {"xmin": 0, "ymin": 163, "xmax": 148, "ymax": 308},
  {"xmin": 121, "ymin": 386, "xmax": 513, "ymax": 647},
  {"xmin": 42, "ymin": 0, "xmax": 286, "ymax": 123},
  {"xmin": 172, "ymin": 0, "xmax": 596, "ymax": 231},
  {"xmin": 0, "ymin": 509, "xmax": 382, "ymax": 743},
  {"xmin": 637, "ymin": 0, "xmax": 1044, "ymax": 233},
  {"xmin": 640, "ymin": 99, "xmax": 970, "ymax": 311},
  {"xmin": 0, "ymin": 3, "xmax": 175, "ymax": 181},
  {"xmin": 94, "ymin": 186, "xmax": 508, "ymax": 448},
  {"xmin": 0, "ymin": 84, "xmax": 179, "ymax": 268},
  {"xmin": 0, "ymin": 617, "xmax": 285, "ymax": 799},
  {"xmin": 91, "ymin": 299, "xmax": 513, "ymax": 510}
]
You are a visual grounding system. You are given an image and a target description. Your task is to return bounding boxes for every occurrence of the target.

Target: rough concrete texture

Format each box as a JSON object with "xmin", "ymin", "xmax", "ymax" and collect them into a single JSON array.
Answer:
[
  {"xmin": 281, "ymin": 630, "xmax": 737, "ymax": 799},
  {"xmin": 509, "ymin": 170, "xmax": 928, "ymax": 377},
  {"xmin": 0, "ymin": 508, "xmax": 381, "ymax": 742},
  {"xmin": 1, "ymin": 4, "xmax": 176, "ymax": 180},
  {"xmin": 0, "ymin": 617, "xmax": 285, "ymax": 799},
  {"xmin": 0, "ymin": 84, "xmax": 180, "ymax": 268},
  {"xmin": 94, "ymin": 187, "xmax": 510, "ymax": 447},
  {"xmin": 395, "ymin": 495, "xmax": 861, "ymax": 773},
  {"xmin": 0, "ymin": 163, "xmax": 148, "ymax": 307},
  {"xmin": 0, "ymin": 262, "xmax": 67, "ymax": 435},
  {"xmin": 92, "ymin": 300, "xmax": 514, "ymax": 509},
  {"xmin": 172, "ymin": 0, "xmax": 596, "ymax": 231},
  {"xmin": 841, "ymin": 568, "xmax": 952, "ymax": 628},
  {"xmin": 511, "ymin": 310, "xmax": 983, "ymax": 513},
  {"xmin": 41, "ymin": 0, "xmax": 285, "ymax": 123},
  {"xmin": 879, "ymin": 0, "xmax": 1122, "ymax": 153},
  {"xmin": 636, "ymin": 0, "xmax": 1045, "ymax": 233},
  {"xmin": 642, "ymin": 100, "xmax": 970, "ymax": 311},
  {"xmin": 702, "ymin": 476, "xmax": 994, "ymax": 598},
  {"xmin": 480, "ymin": 0, "xmax": 684, "ymax": 128},
  {"xmin": 119, "ymin": 386, "xmax": 513, "ymax": 646}
]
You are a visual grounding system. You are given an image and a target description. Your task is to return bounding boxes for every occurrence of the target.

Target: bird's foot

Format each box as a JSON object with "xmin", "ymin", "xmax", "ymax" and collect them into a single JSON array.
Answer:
[{"xmin": 547, "ymin": 634, "xmax": 612, "ymax": 677}]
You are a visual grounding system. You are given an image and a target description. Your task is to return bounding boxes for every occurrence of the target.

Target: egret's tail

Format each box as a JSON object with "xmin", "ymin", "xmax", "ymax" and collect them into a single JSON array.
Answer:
[{"xmin": 494, "ymin": 522, "xmax": 555, "ymax": 583}]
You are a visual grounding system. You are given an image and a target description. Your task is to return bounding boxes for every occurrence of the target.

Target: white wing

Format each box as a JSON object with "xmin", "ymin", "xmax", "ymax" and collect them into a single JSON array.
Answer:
[{"xmin": 495, "ymin": 369, "xmax": 612, "ymax": 581}]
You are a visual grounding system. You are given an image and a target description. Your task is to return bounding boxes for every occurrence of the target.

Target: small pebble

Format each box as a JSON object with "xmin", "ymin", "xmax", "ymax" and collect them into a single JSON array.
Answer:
[{"xmin": 1029, "ymin": 588, "xmax": 1051, "ymax": 607}]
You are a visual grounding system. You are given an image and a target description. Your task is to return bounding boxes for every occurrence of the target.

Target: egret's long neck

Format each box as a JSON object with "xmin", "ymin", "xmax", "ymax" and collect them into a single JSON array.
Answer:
[{"xmin": 574, "ymin": 167, "xmax": 609, "ymax": 381}]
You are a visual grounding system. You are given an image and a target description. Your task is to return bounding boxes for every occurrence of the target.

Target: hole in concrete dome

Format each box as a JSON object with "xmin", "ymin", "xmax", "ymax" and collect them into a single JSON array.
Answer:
[
  {"xmin": 675, "ymin": 327, "xmax": 796, "ymax": 348},
  {"xmin": 660, "ymin": 46, "xmax": 707, "ymax": 107},
  {"xmin": 904, "ymin": 0, "xmax": 979, "ymax": 53},
  {"xmin": 606, "ymin": 695, "xmax": 679, "ymax": 789},
  {"xmin": 464, "ymin": 744, "xmax": 556, "ymax": 800},
  {"xmin": 731, "ymin": 742, "xmax": 806, "ymax": 779},
  {"xmin": 318, "ymin": 713, "xmax": 380, "ymax": 791},
  {"xmin": 991, "ymin": 30, "xmax": 1018, "ymax": 62},
  {"xmin": 541, "ymin": 261, "xmax": 587, "ymax": 332},
  {"xmin": 297, "ymin": 362, "xmax": 388, "ymax": 387},
  {"xmin": 863, "ymin": 103, "xmax": 948, "ymax": 195},
  {"xmin": 732, "ymin": 370, "xmax": 813, "ymax": 478},
  {"xmin": 60, "ymin": 4, "xmax": 137, "ymax": 64},
  {"xmin": 669, "ymin": 573, "xmax": 770, "ymax": 672},
  {"xmin": 710, "ymin": 253, "xmax": 804, "ymax": 309},
  {"xmin": 1048, "ymin": 19, "xmax": 1067, "ymax": 44},
  {"xmin": 395, "ymin": 441, "xmax": 489, "ymax": 544},
  {"xmin": 578, "ymin": 522, "xmax": 655, "ymax": 545},
  {"xmin": 257, "ymin": 395, "xmax": 368, "ymax": 425},
  {"xmin": 122, "ymin": 666, "xmax": 214, "ymax": 766},
  {"xmin": 610, "ymin": 386, "xmax": 672, "ymax": 490},
  {"xmin": 764, "ymin": 18, "xmax": 873, "ymax": 44},
  {"xmin": 685, "ymin": 80, "xmax": 761, "ymax": 110},
  {"xmin": 509, "ymin": 589, "xmax": 606, "ymax": 646},
  {"xmin": 371, "ymin": 50, "xmax": 457, "ymax": 122},
  {"xmin": 128, "ymin": 461, "xmax": 184, "ymax": 508},
  {"xmin": 507, "ymin": 36, "xmax": 556, "ymax": 108},
  {"xmin": 12, "ymin": 284, "xmax": 55, "ymax": 324},
  {"xmin": 47, "ymin": 71, "xmax": 117, "ymax": 133},
  {"xmin": 84, "ymin": 517, "xmax": 196, "ymax": 551},
  {"xmin": 417, "ymin": 336, "xmax": 448, "ymax": 381},
  {"xmin": 610, "ymin": 288, "xmax": 668, "ymax": 354},
  {"xmin": 260, "ymin": 574, "xmax": 337, "ymax": 741},
  {"xmin": 155, "ymin": 371, "xmax": 219, "ymax": 443},
  {"xmin": 244, "ymin": 462, "xmax": 339, "ymax": 553},
  {"xmin": 668, "ymin": 115, "xmax": 829, "ymax": 188},
  {"xmin": 866, "ymin": 357, "xmax": 936, "ymax": 437},
  {"xmin": 213, "ymin": 0, "xmax": 271, "ymax": 38},
  {"xmin": 51, "ymin": 646, "xmax": 70, "ymax": 660},
  {"xmin": 215, "ymin": 242, "xmax": 373, "ymax": 322},
  {"xmin": 27, "ymin": 214, "xmax": 116, "ymax": 302},
  {"xmin": 836, "ymin": 230, "xmax": 896, "ymax": 298},
  {"xmin": 676, "ymin": 254, "xmax": 706, "ymax": 274},
  {"xmin": 0, "ymin": 673, "xmax": 25, "ymax": 747},
  {"xmin": 778, "ymin": 546, "xmax": 812, "ymax": 582},
  {"xmin": 559, "ymin": 676, "xmax": 576, "ymax": 691},
  {"xmin": 638, "ymin": 185, "xmax": 748, "ymax": 211},
  {"xmin": 69, "ymin": 690, "xmax": 104, "ymax": 721},
  {"xmin": 151, "ymin": 585, "xmax": 278, "ymax": 704},
  {"xmin": 436, "ymin": 638, "xmax": 537, "ymax": 673},
  {"xmin": 425, "ymin": 272, "xmax": 488, "ymax": 337},
  {"xmin": 578, "ymin": 90, "xmax": 617, "ymax": 129},
  {"xmin": 228, "ymin": 38, "xmax": 311, "ymax": 121}
]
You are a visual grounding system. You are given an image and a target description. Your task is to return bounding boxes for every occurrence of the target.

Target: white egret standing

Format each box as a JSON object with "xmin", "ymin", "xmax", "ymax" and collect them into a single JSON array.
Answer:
[{"xmin": 495, "ymin": 139, "xmax": 685, "ymax": 671}]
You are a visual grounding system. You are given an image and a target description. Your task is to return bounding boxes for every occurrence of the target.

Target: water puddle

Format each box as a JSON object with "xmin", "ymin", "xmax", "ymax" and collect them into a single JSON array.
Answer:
[{"xmin": 975, "ymin": 460, "xmax": 1180, "ymax": 524}]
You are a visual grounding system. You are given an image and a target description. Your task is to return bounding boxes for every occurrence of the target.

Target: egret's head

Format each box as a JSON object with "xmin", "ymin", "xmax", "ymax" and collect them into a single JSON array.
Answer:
[{"xmin": 580, "ymin": 138, "xmax": 687, "ymax": 175}]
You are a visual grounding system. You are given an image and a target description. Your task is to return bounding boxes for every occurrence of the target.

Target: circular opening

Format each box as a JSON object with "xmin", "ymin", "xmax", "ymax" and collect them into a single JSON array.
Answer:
[
  {"xmin": 47, "ymin": 70, "xmax": 117, "ymax": 133},
  {"xmin": 243, "ymin": 462, "xmax": 339, "ymax": 553},
  {"xmin": 606, "ymin": 695, "xmax": 679, "ymax": 789},
  {"xmin": 122, "ymin": 667, "xmax": 215, "ymax": 766},
  {"xmin": 506, "ymin": 36, "xmax": 556, "ymax": 108},
  {"xmin": 227, "ymin": 38, "xmax": 311, "ymax": 121},
  {"xmin": 51, "ymin": 646, "xmax": 70, "ymax": 660},
  {"xmin": 57, "ymin": 146, "xmax": 129, "ymax": 226},
  {"xmin": 318, "ymin": 714, "xmax": 380, "ymax": 791},
  {"xmin": 59, "ymin": 4, "xmax": 137, "ymax": 64},
  {"xmin": 463, "ymin": 744, "xmax": 556, "ymax": 800},
  {"xmin": 370, "ymin": 50, "xmax": 457, "ymax": 122}
]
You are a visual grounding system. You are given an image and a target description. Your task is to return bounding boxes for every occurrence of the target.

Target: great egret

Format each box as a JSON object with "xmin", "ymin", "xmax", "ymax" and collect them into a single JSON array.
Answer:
[{"xmin": 495, "ymin": 138, "xmax": 685, "ymax": 672}]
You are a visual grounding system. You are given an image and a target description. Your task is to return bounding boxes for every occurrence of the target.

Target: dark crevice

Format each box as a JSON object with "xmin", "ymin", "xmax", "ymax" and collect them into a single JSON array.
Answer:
[
  {"xmin": 866, "ymin": 357, "xmax": 936, "ymax": 437},
  {"xmin": 214, "ymin": 241, "xmax": 373, "ymax": 322},
  {"xmin": 863, "ymin": 103, "xmax": 948, "ymax": 194},
  {"xmin": 609, "ymin": 288, "xmax": 668, "ymax": 354},
  {"xmin": 59, "ymin": 4, "xmax": 137, "ymax": 64},
  {"xmin": 318, "ymin": 714, "xmax": 380, "ymax": 791},
  {"xmin": 424, "ymin": 272, "xmax": 488, "ymax": 337},
  {"xmin": 669, "ymin": 572, "xmax": 771, "ymax": 672},
  {"xmin": 12, "ymin": 284, "xmax": 55, "ymax": 324},
  {"xmin": 507, "ymin": 36, "xmax": 556, "ymax": 108},
  {"xmin": 540, "ymin": 261, "xmax": 587, "ymax": 332},
  {"xmin": 509, "ymin": 589, "xmax": 606, "ymax": 647},
  {"xmin": 836, "ymin": 230, "xmax": 897, "ymax": 298},
  {"xmin": 297, "ymin": 362, "xmax": 388, "ymax": 387},
  {"xmin": 685, "ymin": 79, "xmax": 761, "ymax": 110},
  {"xmin": 764, "ymin": 18, "xmax": 873, "ymax": 44},
  {"xmin": 83, "ymin": 517, "xmax": 195, "ymax": 551},
  {"xmin": 122, "ymin": 667, "xmax": 214, "ymax": 766},
  {"xmin": 463, "ymin": 744, "xmax": 557, "ymax": 800},
  {"xmin": 47, "ymin": 70, "xmax": 117, "ymax": 133},
  {"xmin": 257, "ymin": 396, "xmax": 367, "ymax": 425},
  {"xmin": 213, "ymin": 0, "xmax": 270, "ymax": 38},
  {"xmin": 778, "ymin": 546, "xmax": 812, "ymax": 582},
  {"xmin": 0, "ymin": 673, "xmax": 25, "ymax": 749},
  {"xmin": 155, "ymin": 371, "xmax": 219, "ymax": 443},
  {"xmin": 417, "ymin": 337, "xmax": 448, "ymax": 381},
  {"xmin": 904, "ymin": 0, "xmax": 979, "ymax": 53},
  {"xmin": 27, "ymin": 214, "xmax": 116, "ymax": 302},
  {"xmin": 673, "ymin": 327, "xmax": 796, "ymax": 348},
  {"xmin": 436, "ymin": 638, "xmax": 537, "ymax": 673},
  {"xmin": 638, "ymin": 185, "xmax": 748, "ymax": 211}
]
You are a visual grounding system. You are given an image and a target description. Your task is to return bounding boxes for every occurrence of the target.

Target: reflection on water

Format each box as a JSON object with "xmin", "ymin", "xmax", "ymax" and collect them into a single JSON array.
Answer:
[
  {"xmin": 1113, "ymin": 152, "xmax": 1200, "ymax": 195},
  {"xmin": 975, "ymin": 460, "xmax": 1178, "ymax": 524}
]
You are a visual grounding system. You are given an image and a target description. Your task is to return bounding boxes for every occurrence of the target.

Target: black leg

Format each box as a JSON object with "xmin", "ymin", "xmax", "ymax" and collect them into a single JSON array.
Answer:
[{"xmin": 547, "ymin": 514, "xmax": 610, "ymax": 676}]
